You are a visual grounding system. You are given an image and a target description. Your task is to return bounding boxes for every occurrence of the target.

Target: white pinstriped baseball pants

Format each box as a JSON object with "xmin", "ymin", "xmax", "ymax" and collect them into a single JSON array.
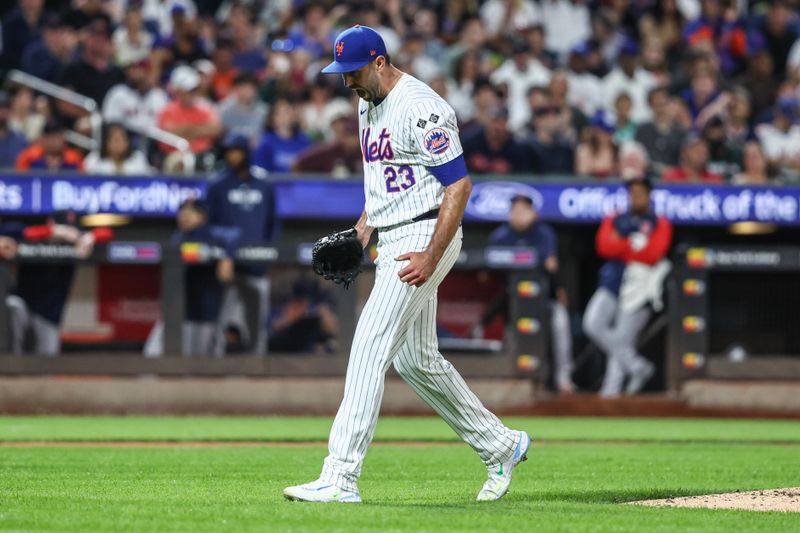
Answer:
[{"xmin": 320, "ymin": 219, "xmax": 519, "ymax": 492}]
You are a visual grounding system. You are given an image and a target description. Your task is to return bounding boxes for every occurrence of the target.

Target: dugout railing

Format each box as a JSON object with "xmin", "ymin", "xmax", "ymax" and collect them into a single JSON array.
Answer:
[{"xmin": 0, "ymin": 241, "xmax": 552, "ymax": 382}]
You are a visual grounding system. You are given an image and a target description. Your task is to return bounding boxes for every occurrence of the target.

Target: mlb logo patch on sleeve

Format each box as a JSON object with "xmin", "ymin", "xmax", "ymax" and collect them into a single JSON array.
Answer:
[{"xmin": 424, "ymin": 128, "xmax": 450, "ymax": 154}]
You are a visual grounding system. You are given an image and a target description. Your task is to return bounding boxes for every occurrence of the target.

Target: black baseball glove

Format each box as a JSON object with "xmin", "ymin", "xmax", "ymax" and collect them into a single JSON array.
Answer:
[{"xmin": 311, "ymin": 228, "xmax": 363, "ymax": 289}]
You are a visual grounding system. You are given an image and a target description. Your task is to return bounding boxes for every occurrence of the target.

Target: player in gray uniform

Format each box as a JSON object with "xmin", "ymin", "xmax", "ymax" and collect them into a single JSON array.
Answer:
[{"xmin": 283, "ymin": 26, "xmax": 531, "ymax": 503}]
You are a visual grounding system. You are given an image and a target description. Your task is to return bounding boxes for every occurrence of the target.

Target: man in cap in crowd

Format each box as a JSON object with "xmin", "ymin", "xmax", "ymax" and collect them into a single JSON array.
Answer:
[
  {"xmin": 157, "ymin": 65, "xmax": 222, "ymax": 163},
  {"xmin": 205, "ymin": 133, "xmax": 278, "ymax": 355},
  {"xmin": 102, "ymin": 55, "xmax": 169, "ymax": 136}
]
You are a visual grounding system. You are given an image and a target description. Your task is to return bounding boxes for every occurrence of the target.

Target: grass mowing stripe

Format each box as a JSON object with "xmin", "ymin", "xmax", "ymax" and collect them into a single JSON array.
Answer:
[{"xmin": 2, "ymin": 416, "xmax": 800, "ymax": 443}]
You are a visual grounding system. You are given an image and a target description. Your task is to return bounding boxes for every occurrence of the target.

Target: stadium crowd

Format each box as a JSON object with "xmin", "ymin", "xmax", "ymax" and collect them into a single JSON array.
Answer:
[{"xmin": 0, "ymin": 0, "xmax": 799, "ymax": 183}]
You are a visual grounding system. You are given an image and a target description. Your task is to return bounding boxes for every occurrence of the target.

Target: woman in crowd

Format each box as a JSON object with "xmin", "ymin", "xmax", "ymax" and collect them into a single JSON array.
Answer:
[{"xmin": 84, "ymin": 123, "xmax": 153, "ymax": 175}]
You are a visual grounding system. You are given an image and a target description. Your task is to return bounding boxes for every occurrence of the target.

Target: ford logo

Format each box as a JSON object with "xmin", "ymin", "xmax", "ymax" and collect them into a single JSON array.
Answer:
[{"xmin": 465, "ymin": 181, "xmax": 544, "ymax": 221}]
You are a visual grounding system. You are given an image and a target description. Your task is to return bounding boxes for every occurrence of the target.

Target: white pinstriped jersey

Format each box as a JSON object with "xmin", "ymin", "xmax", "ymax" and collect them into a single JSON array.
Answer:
[{"xmin": 358, "ymin": 73, "xmax": 465, "ymax": 229}]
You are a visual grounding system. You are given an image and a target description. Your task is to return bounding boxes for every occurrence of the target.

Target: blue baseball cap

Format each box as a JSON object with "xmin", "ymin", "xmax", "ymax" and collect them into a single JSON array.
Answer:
[{"xmin": 321, "ymin": 25, "xmax": 387, "ymax": 74}]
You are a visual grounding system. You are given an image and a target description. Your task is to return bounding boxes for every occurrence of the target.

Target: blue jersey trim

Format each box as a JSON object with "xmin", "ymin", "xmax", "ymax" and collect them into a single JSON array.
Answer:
[{"xmin": 427, "ymin": 155, "xmax": 468, "ymax": 186}]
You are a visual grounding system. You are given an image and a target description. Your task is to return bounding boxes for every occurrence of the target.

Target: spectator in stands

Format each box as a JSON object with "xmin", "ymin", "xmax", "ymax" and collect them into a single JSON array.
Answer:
[
  {"xmin": 613, "ymin": 92, "xmax": 637, "ymax": 145},
  {"xmin": 206, "ymin": 134, "xmax": 278, "ymax": 355},
  {"xmin": 226, "ymin": 2, "xmax": 266, "ymax": 73},
  {"xmin": 639, "ymin": 0, "xmax": 686, "ymax": 66},
  {"xmin": 58, "ymin": 17, "xmax": 124, "ymax": 127},
  {"xmin": 144, "ymin": 198, "xmax": 234, "ymax": 357},
  {"xmin": 758, "ymin": 0, "xmax": 798, "ymax": 81},
  {"xmin": 21, "ymin": 13, "xmax": 75, "ymax": 84},
  {"xmin": 662, "ymin": 135, "xmax": 723, "ymax": 183},
  {"xmin": 112, "ymin": 0, "xmax": 154, "ymax": 67},
  {"xmin": 680, "ymin": 69, "xmax": 723, "ymax": 127},
  {"xmin": 142, "ymin": 0, "xmax": 197, "ymax": 39},
  {"xmin": 102, "ymin": 57, "xmax": 169, "ymax": 135},
  {"xmin": 293, "ymin": 115, "xmax": 361, "ymax": 177},
  {"xmin": 62, "ymin": 0, "xmax": 112, "ymax": 32},
  {"xmin": 209, "ymin": 38, "xmax": 238, "ymax": 101},
  {"xmin": 682, "ymin": 0, "xmax": 747, "ymax": 76},
  {"xmin": 480, "ymin": 0, "xmax": 541, "ymax": 42},
  {"xmin": 285, "ymin": 2, "xmax": 335, "ymax": 60},
  {"xmin": 0, "ymin": 91, "xmax": 29, "ymax": 169},
  {"xmin": 490, "ymin": 39, "xmax": 550, "ymax": 132},
  {"xmin": 732, "ymin": 141, "xmax": 775, "ymax": 186},
  {"xmin": 253, "ymin": 98, "xmax": 312, "ymax": 174},
  {"xmin": 601, "ymin": 39, "xmax": 656, "ymax": 123},
  {"xmin": 566, "ymin": 43, "xmax": 601, "ymax": 117},
  {"xmin": 441, "ymin": 16, "xmax": 489, "ymax": 77},
  {"xmin": 192, "ymin": 59, "xmax": 216, "ymax": 102},
  {"xmin": 16, "ymin": 119, "xmax": 83, "ymax": 172},
  {"xmin": 549, "ymin": 71, "xmax": 587, "ymax": 144},
  {"xmin": 755, "ymin": 96, "xmax": 800, "ymax": 180},
  {"xmin": 525, "ymin": 90, "xmax": 575, "ymax": 175},
  {"xmin": 268, "ymin": 278, "xmax": 339, "ymax": 354},
  {"xmin": 541, "ymin": 0, "xmax": 591, "ymax": 59},
  {"xmin": 157, "ymin": 66, "xmax": 222, "ymax": 158},
  {"xmin": 701, "ymin": 115, "xmax": 740, "ymax": 178},
  {"xmin": 521, "ymin": 23, "xmax": 557, "ymax": 69},
  {"xmin": 635, "ymin": 86, "xmax": 688, "ymax": 177},
  {"xmin": 1, "ymin": 0, "xmax": 48, "ymax": 72},
  {"xmin": 619, "ymin": 141, "xmax": 651, "ymax": 181},
  {"xmin": 575, "ymin": 110, "xmax": 617, "ymax": 179},
  {"xmin": 396, "ymin": 30, "xmax": 439, "ymax": 83},
  {"xmin": 583, "ymin": 178, "xmax": 672, "ymax": 397},
  {"xmin": 742, "ymin": 35, "xmax": 780, "ymax": 123},
  {"xmin": 7, "ymin": 86, "xmax": 46, "ymax": 143},
  {"xmin": 84, "ymin": 123, "xmax": 152, "ymax": 175},
  {"xmin": 6, "ymin": 210, "xmax": 112, "ymax": 356},
  {"xmin": 719, "ymin": 87, "xmax": 753, "ymax": 157},
  {"xmin": 447, "ymin": 51, "xmax": 482, "ymax": 123},
  {"xmin": 486, "ymin": 194, "xmax": 576, "ymax": 394},
  {"xmin": 461, "ymin": 79, "xmax": 501, "ymax": 135},
  {"xmin": 462, "ymin": 105, "xmax": 533, "ymax": 174},
  {"xmin": 301, "ymin": 76, "xmax": 349, "ymax": 141},
  {"xmin": 151, "ymin": 8, "xmax": 207, "ymax": 80},
  {"xmin": 219, "ymin": 72, "xmax": 267, "ymax": 147}
]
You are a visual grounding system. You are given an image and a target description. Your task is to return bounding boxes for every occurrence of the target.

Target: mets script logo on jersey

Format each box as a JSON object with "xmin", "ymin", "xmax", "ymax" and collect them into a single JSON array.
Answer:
[
  {"xmin": 335, "ymin": 41, "xmax": 344, "ymax": 56},
  {"xmin": 424, "ymin": 128, "xmax": 450, "ymax": 155},
  {"xmin": 362, "ymin": 127, "xmax": 395, "ymax": 162}
]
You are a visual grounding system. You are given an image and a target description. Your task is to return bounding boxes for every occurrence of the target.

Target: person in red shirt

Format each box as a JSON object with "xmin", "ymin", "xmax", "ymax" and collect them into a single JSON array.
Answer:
[
  {"xmin": 661, "ymin": 135, "xmax": 723, "ymax": 183},
  {"xmin": 15, "ymin": 119, "xmax": 83, "ymax": 172},
  {"xmin": 157, "ymin": 66, "xmax": 222, "ymax": 156},
  {"xmin": 583, "ymin": 178, "xmax": 673, "ymax": 397}
]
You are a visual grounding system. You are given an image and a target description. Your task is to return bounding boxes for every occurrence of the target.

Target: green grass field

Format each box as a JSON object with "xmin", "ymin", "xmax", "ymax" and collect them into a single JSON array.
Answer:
[{"xmin": 1, "ymin": 416, "xmax": 799, "ymax": 532}]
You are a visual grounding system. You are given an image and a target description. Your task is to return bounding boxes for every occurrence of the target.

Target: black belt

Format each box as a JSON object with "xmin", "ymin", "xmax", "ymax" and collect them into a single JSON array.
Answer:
[{"xmin": 411, "ymin": 208, "xmax": 439, "ymax": 223}]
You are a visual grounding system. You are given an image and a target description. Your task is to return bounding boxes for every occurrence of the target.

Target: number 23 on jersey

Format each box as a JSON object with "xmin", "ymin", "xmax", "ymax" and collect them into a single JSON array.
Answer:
[{"xmin": 384, "ymin": 165, "xmax": 416, "ymax": 193}]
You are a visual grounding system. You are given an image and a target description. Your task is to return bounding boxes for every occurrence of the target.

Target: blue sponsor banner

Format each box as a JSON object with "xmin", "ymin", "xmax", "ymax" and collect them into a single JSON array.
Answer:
[{"xmin": 2, "ymin": 174, "xmax": 800, "ymax": 226}]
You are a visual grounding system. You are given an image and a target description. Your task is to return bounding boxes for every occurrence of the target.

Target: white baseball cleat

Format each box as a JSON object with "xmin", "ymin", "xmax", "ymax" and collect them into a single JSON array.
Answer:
[
  {"xmin": 283, "ymin": 479, "xmax": 362, "ymax": 503},
  {"xmin": 476, "ymin": 431, "xmax": 531, "ymax": 502}
]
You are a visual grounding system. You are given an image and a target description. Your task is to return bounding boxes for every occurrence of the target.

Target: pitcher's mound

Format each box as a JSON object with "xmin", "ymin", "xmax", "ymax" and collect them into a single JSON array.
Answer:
[{"xmin": 630, "ymin": 488, "xmax": 800, "ymax": 513}]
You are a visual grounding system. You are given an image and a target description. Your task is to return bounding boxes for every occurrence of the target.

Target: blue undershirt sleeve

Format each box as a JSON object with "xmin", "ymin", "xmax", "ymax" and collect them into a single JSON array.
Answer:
[{"xmin": 426, "ymin": 154, "xmax": 468, "ymax": 186}]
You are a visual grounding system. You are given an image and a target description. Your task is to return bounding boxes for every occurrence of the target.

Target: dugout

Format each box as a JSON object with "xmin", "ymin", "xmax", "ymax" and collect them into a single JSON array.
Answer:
[{"xmin": 667, "ymin": 243, "xmax": 800, "ymax": 391}]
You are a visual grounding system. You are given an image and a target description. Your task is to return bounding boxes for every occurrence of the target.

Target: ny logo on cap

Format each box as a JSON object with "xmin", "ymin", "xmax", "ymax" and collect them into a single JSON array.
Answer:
[{"xmin": 336, "ymin": 41, "xmax": 345, "ymax": 56}]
